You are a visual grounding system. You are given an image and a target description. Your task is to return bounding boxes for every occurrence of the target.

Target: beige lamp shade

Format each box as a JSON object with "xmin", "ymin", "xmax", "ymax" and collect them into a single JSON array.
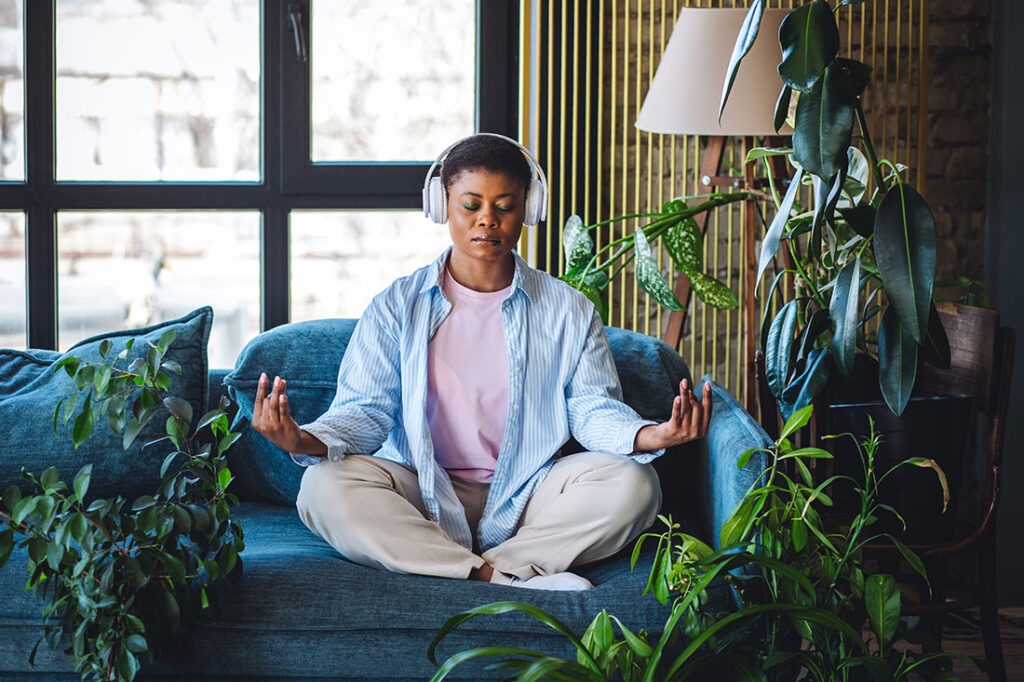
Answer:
[{"xmin": 636, "ymin": 7, "xmax": 791, "ymax": 136}]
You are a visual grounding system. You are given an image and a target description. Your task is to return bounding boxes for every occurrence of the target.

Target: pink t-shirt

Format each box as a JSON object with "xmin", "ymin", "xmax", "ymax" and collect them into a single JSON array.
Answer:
[{"xmin": 426, "ymin": 267, "xmax": 512, "ymax": 483}]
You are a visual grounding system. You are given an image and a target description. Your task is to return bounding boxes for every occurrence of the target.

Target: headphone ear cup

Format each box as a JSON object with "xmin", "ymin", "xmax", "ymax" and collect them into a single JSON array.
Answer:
[
  {"xmin": 524, "ymin": 178, "xmax": 546, "ymax": 226},
  {"xmin": 426, "ymin": 176, "xmax": 446, "ymax": 223}
]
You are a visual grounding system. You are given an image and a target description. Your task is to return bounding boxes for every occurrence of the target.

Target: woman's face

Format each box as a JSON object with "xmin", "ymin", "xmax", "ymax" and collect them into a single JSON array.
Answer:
[{"xmin": 446, "ymin": 168, "xmax": 526, "ymax": 268}]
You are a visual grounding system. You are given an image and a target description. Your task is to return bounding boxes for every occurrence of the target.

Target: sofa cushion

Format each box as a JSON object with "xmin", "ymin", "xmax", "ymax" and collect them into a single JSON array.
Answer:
[
  {"xmin": 223, "ymin": 320, "xmax": 692, "ymax": 506},
  {"xmin": 0, "ymin": 307, "xmax": 213, "ymax": 502},
  {"xmin": 222, "ymin": 319, "xmax": 358, "ymax": 504}
]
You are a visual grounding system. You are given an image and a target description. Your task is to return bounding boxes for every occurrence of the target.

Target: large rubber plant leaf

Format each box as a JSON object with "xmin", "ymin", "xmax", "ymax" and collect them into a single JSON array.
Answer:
[
  {"xmin": 663, "ymin": 217, "xmax": 702, "ymax": 271},
  {"xmin": 766, "ymin": 299, "xmax": 799, "ymax": 398},
  {"xmin": 775, "ymin": 84, "xmax": 793, "ymax": 133},
  {"xmin": 921, "ymin": 301, "xmax": 951, "ymax": 369},
  {"xmin": 719, "ymin": 0, "xmax": 765, "ymax": 118},
  {"xmin": 878, "ymin": 305, "xmax": 919, "ymax": 416},
  {"xmin": 779, "ymin": 348, "xmax": 831, "ymax": 422},
  {"xmin": 839, "ymin": 204, "xmax": 876, "ymax": 238},
  {"xmin": 829, "ymin": 256, "xmax": 861, "ymax": 376},
  {"xmin": 874, "ymin": 181, "xmax": 936, "ymax": 343},
  {"xmin": 687, "ymin": 269, "xmax": 739, "ymax": 310},
  {"xmin": 757, "ymin": 166, "xmax": 805, "ymax": 287},
  {"xmin": 634, "ymin": 229, "xmax": 684, "ymax": 311},
  {"xmin": 792, "ymin": 65, "xmax": 855, "ymax": 181},
  {"xmin": 778, "ymin": 0, "xmax": 839, "ymax": 92},
  {"xmin": 562, "ymin": 214, "xmax": 593, "ymax": 276}
]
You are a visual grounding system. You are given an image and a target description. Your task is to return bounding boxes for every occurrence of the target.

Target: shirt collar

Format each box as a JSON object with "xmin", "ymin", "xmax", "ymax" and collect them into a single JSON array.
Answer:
[{"xmin": 419, "ymin": 246, "xmax": 536, "ymax": 303}]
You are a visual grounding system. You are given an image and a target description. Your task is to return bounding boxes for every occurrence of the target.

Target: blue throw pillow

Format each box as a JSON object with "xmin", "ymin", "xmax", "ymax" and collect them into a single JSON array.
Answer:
[
  {"xmin": 222, "ymin": 320, "xmax": 690, "ymax": 506},
  {"xmin": 0, "ymin": 307, "xmax": 213, "ymax": 502},
  {"xmin": 222, "ymin": 319, "xmax": 358, "ymax": 505}
]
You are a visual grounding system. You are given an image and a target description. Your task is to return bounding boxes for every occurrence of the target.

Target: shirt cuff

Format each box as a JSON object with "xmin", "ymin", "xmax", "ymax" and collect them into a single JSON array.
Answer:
[
  {"xmin": 296, "ymin": 422, "xmax": 349, "ymax": 464},
  {"xmin": 620, "ymin": 419, "xmax": 664, "ymax": 463}
]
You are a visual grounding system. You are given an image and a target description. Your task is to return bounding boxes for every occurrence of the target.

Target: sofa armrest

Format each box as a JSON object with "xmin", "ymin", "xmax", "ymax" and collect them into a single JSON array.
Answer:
[{"xmin": 695, "ymin": 377, "xmax": 771, "ymax": 548}]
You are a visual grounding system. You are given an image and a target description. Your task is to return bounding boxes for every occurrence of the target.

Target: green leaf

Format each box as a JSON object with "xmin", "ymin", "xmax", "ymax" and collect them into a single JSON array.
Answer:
[
  {"xmin": 874, "ymin": 182, "xmax": 936, "ymax": 343},
  {"xmin": 779, "ymin": 348, "xmax": 831, "ymax": 422},
  {"xmin": 839, "ymin": 204, "xmax": 876, "ymax": 237},
  {"xmin": 634, "ymin": 229, "xmax": 684, "ymax": 311},
  {"xmin": 163, "ymin": 396, "xmax": 193, "ymax": 426},
  {"xmin": 195, "ymin": 409, "xmax": 226, "ymax": 434},
  {"xmin": 889, "ymin": 535, "xmax": 928, "ymax": 582},
  {"xmin": 123, "ymin": 411, "xmax": 156, "ymax": 451},
  {"xmin": 777, "ymin": 0, "xmax": 839, "ymax": 91},
  {"xmin": 40, "ymin": 466, "xmax": 60, "ymax": 493},
  {"xmin": 792, "ymin": 65, "xmax": 856, "ymax": 181},
  {"xmin": 93, "ymin": 364, "xmax": 113, "ymax": 395},
  {"xmin": 0, "ymin": 529, "xmax": 14, "ymax": 568},
  {"xmin": 865, "ymin": 573, "xmax": 900, "ymax": 649},
  {"xmin": 161, "ymin": 360, "xmax": 182, "ymax": 374},
  {"xmin": 125, "ymin": 634, "xmax": 148, "ymax": 653},
  {"xmin": 105, "ymin": 394, "xmax": 127, "ymax": 435},
  {"xmin": 686, "ymin": 270, "xmax": 738, "ymax": 310},
  {"xmin": 52, "ymin": 356, "xmax": 80, "ymax": 377},
  {"xmin": 72, "ymin": 464, "xmax": 92, "ymax": 503},
  {"xmin": 72, "ymin": 397, "xmax": 96, "ymax": 449},
  {"xmin": 765, "ymin": 300, "xmax": 799, "ymax": 397},
  {"xmin": 878, "ymin": 305, "xmax": 918, "ymax": 416},
  {"xmin": 116, "ymin": 648, "xmax": 139, "ymax": 681},
  {"xmin": 746, "ymin": 146, "xmax": 792, "ymax": 164},
  {"xmin": 218, "ymin": 467, "xmax": 232, "ymax": 491},
  {"xmin": 160, "ymin": 451, "xmax": 180, "ymax": 478},
  {"xmin": 720, "ymin": 495, "xmax": 757, "ymax": 547},
  {"xmin": 157, "ymin": 328, "xmax": 177, "ymax": 350},
  {"xmin": 829, "ymin": 256, "xmax": 861, "ymax": 376},
  {"xmin": 663, "ymin": 217, "xmax": 702, "ymax": 271},
  {"xmin": 46, "ymin": 538, "xmax": 64, "ymax": 570},
  {"xmin": 562, "ymin": 214, "xmax": 594, "ymax": 276},
  {"xmin": 774, "ymin": 84, "xmax": 793, "ymax": 133},
  {"xmin": 737, "ymin": 447, "xmax": 755, "ymax": 469},
  {"xmin": 610, "ymin": 615, "xmax": 653, "ymax": 658},
  {"xmin": 719, "ymin": 0, "xmax": 765, "ymax": 118},
  {"xmin": 791, "ymin": 518, "xmax": 809, "ymax": 551},
  {"xmin": 779, "ymin": 405, "xmax": 814, "ymax": 441},
  {"xmin": 757, "ymin": 166, "xmax": 804, "ymax": 287},
  {"xmin": 922, "ymin": 301, "xmax": 952, "ymax": 369},
  {"xmin": 12, "ymin": 496, "xmax": 38, "ymax": 526},
  {"xmin": 74, "ymin": 364, "xmax": 95, "ymax": 390},
  {"xmin": 69, "ymin": 513, "xmax": 88, "ymax": 543}
]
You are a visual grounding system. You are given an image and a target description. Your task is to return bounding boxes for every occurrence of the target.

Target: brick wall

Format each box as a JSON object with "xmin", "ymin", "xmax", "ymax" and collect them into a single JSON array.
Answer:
[{"xmin": 928, "ymin": 0, "xmax": 991, "ymax": 281}]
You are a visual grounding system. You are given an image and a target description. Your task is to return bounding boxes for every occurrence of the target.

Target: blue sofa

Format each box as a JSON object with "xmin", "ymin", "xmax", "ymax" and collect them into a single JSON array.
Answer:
[{"xmin": 0, "ymin": 307, "xmax": 769, "ymax": 680}]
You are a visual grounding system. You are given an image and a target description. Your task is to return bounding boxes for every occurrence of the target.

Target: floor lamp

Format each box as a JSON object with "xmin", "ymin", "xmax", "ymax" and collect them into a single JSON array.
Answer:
[{"xmin": 635, "ymin": 7, "xmax": 790, "ymax": 413}]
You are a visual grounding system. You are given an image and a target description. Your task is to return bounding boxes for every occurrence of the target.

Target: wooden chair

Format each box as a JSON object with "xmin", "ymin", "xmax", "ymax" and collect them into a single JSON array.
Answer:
[{"xmin": 894, "ymin": 301, "xmax": 1015, "ymax": 681}]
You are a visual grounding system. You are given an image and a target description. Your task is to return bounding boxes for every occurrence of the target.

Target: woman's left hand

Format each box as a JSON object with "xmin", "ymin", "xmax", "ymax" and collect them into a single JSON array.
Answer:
[{"xmin": 633, "ymin": 378, "xmax": 712, "ymax": 452}]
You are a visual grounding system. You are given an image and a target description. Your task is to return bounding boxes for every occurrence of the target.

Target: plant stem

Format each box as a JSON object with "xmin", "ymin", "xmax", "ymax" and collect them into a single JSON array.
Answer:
[{"xmin": 855, "ymin": 102, "xmax": 887, "ymax": 194}]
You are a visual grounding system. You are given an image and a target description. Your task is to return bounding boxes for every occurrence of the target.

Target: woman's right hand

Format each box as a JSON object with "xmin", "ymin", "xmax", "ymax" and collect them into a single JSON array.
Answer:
[{"xmin": 252, "ymin": 373, "xmax": 304, "ymax": 453}]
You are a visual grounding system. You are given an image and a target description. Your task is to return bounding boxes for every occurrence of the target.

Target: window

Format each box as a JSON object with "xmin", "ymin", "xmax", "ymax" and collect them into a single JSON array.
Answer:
[{"xmin": 8, "ymin": 1, "xmax": 519, "ymax": 363}]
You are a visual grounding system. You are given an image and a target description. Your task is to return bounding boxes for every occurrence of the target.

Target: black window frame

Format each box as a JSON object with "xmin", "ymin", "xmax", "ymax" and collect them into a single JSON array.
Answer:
[{"xmin": 6, "ymin": 0, "xmax": 519, "ymax": 351}]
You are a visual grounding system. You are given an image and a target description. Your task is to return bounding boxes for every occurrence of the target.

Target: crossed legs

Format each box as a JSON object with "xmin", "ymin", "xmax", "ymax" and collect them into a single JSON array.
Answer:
[{"xmin": 295, "ymin": 452, "xmax": 661, "ymax": 583}]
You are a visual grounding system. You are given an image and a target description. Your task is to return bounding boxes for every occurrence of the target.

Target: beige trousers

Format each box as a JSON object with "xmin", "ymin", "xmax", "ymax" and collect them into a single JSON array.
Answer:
[{"xmin": 295, "ymin": 451, "xmax": 662, "ymax": 581}]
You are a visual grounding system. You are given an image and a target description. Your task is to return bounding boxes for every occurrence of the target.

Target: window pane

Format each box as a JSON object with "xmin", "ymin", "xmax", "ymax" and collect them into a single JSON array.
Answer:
[
  {"xmin": 0, "ymin": 1, "xmax": 23, "ymax": 180},
  {"xmin": 0, "ymin": 212, "xmax": 25, "ymax": 349},
  {"xmin": 310, "ymin": 1, "xmax": 475, "ymax": 162},
  {"xmin": 58, "ymin": 212, "xmax": 260, "ymax": 368},
  {"xmin": 290, "ymin": 211, "xmax": 451, "ymax": 321},
  {"xmin": 55, "ymin": 1, "xmax": 260, "ymax": 182}
]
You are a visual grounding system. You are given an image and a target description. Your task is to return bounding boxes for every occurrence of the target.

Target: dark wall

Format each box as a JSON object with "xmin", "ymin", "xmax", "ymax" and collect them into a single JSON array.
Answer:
[{"xmin": 987, "ymin": 0, "xmax": 1024, "ymax": 607}]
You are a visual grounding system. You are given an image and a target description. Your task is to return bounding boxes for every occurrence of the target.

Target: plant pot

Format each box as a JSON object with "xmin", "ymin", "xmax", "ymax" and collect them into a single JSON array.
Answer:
[{"xmin": 819, "ymin": 394, "xmax": 972, "ymax": 545}]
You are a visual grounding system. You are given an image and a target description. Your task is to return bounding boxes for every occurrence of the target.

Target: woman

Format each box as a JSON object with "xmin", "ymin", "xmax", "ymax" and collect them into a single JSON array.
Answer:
[{"xmin": 251, "ymin": 133, "xmax": 711, "ymax": 590}]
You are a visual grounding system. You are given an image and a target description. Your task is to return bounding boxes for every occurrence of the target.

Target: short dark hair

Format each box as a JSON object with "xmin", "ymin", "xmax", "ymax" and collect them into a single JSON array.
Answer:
[{"xmin": 440, "ymin": 134, "xmax": 533, "ymax": 195}]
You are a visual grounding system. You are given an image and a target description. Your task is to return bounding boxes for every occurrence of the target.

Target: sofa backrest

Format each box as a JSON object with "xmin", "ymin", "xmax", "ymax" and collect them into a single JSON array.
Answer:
[{"xmin": 218, "ymin": 318, "xmax": 696, "ymax": 507}]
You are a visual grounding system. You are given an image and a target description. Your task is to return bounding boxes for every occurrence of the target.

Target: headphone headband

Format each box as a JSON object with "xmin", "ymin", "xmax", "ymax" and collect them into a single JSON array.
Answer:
[{"xmin": 422, "ymin": 132, "xmax": 548, "ymax": 226}]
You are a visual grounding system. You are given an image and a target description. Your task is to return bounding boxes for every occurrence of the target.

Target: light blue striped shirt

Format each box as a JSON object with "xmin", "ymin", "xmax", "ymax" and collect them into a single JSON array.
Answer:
[{"xmin": 294, "ymin": 248, "xmax": 662, "ymax": 552}]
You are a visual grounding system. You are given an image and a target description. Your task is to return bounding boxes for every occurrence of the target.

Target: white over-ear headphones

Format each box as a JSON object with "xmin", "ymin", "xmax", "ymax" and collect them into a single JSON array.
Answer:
[{"xmin": 422, "ymin": 132, "xmax": 548, "ymax": 227}]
